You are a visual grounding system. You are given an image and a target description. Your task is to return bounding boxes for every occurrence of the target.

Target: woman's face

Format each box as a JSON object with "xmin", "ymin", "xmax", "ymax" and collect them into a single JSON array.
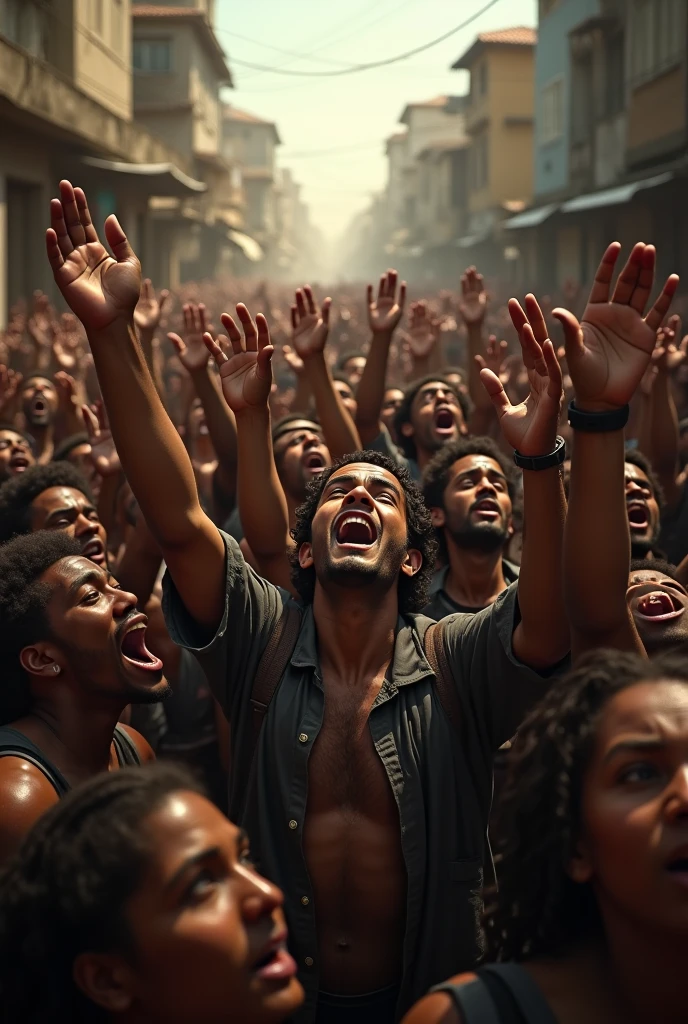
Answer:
[
  {"xmin": 575, "ymin": 680, "xmax": 688, "ymax": 936},
  {"xmin": 112, "ymin": 791, "xmax": 303, "ymax": 1023}
]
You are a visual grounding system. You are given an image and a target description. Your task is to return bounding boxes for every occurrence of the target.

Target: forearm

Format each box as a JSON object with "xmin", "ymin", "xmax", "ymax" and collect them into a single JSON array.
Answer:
[
  {"xmin": 466, "ymin": 324, "xmax": 485, "ymax": 405},
  {"xmin": 87, "ymin": 320, "xmax": 206, "ymax": 548},
  {"xmin": 236, "ymin": 405, "xmax": 290, "ymax": 559},
  {"xmin": 190, "ymin": 365, "xmax": 238, "ymax": 485},
  {"xmin": 138, "ymin": 327, "xmax": 167, "ymax": 405},
  {"xmin": 291, "ymin": 373, "xmax": 312, "ymax": 413},
  {"xmin": 96, "ymin": 471, "xmax": 123, "ymax": 542},
  {"xmin": 636, "ymin": 390, "xmax": 653, "ymax": 461},
  {"xmin": 306, "ymin": 352, "xmax": 361, "ymax": 458},
  {"xmin": 514, "ymin": 467, "xmax": 569, "ymax": 666},
  {"xmin": 650, "ymin": 372, "xmax": 681, "ymax": 505},
  {"xmin": 115, "ymin": 515, "xmax": 163, "ymax": 609},
  {"xmin": 355, "ymin": 331, "xmax": 392, "ymax": 444}
]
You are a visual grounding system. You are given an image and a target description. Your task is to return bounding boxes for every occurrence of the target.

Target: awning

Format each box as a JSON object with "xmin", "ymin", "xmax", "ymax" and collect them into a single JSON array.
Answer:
[
  {"xmin": 504, "ymin": 203, "xmax": 558, "ymax": 229},
  {"xmin": 227, "ymin": 229, "xmax": 264, "ymax": 262},
  {"xmin": 455, "ymin": 230, "xmax": 490, "ymax": 248},
  {"xmin": 82, "ymin": 157, "xmax": 206, "ymax": 196},
  {"xmin": 561, "ymin": 172, "xmax": 673, "ymax": 213}
]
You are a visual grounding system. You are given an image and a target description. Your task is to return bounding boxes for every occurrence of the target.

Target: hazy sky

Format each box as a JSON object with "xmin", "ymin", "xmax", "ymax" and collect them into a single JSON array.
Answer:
[{"xmin": 215, "ymin": 0, "xmax": 537, "ymax": 241}]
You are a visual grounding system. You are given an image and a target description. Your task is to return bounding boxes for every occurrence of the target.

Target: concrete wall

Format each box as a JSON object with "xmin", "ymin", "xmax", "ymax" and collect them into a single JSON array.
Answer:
[
  {"xmin": 407, "ymin": 106, "xmax": 463, "ymax": 162},
  {"xmin": 189, "ymin": 30, "xmax": 220, "ymax": 156},
  {"xmin": 533, "ymin": 0, "xmax": 600, "ymax": 198},
  {"xmin": 222, "ymin": 122, "xmax": 277, "ymax": 172},
  {"xmin": 73, "ymin": 0, "xmax": 132, "ymax": 120},
  {"xmin": 627, "ymin": 64, "xmax": 687, "ymax": 163},
  {"xmin": 133, "ymin": 21, "xmax": 191, "ymax": 107}
]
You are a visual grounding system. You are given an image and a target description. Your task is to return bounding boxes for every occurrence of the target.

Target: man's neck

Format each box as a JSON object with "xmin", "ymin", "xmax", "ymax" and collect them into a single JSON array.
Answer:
[
  {"xmin": 30, "ymin": 423, "xmax": 54, "ymax": 463},
  {"xmin": 313, "ymin": 584, "xmax": 398, "ymax": 686},
  {"xmin": 15, "ymin": 693, "xmax": 125, "ymax": 785},
  {"xmin": 443, "ymin": 536, "xmax": 507, "ymax": 610},
  {"xmin": 602, "ymin": 911, "xmax": 688, "ymax": 1023}
]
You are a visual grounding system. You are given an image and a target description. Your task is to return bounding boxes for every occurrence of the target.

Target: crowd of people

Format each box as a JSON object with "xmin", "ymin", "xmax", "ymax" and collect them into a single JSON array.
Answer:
[{"xmin": 0, "ymin": 179, "xmax": 687, "ymax": 1023}]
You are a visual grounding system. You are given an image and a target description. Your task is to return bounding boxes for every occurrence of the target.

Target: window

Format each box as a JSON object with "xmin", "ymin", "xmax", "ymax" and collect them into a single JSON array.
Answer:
[
  {"xmin": 472, "ymin": 134, "xmax": 489, "ymax": 190},
  {"xmin": 631, "ymin": 0, "xmax": 684, "ymax": 81},
  {"xmin": 0, "ymin": 0, "xmax": 46, "ymax": 58},
  {"xmin": 479, "ymin": 60, "xmax": 488, "ymax": 96},
  {"xmin": 605, "ymin": 33, "xmax": 625, "ymax": 117},
  {"xmin": 112, "ymin": 0, "xmax": 123, "ymax": 53},
  {"xmin": 540, "ymin": 77, "xmax": 563, "ymax": 143},
  {"xmin": 133, "ymin": 39, "xmax": 172, "ymax": 72}
]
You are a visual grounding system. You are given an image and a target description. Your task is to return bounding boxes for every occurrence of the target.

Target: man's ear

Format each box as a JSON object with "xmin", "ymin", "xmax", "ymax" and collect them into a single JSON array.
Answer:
[
  {"xmin": 400, "ymin": 548, "xmax": 422, "ymax": 578},
  {"xmin": 73, "ymin": 952, "xmax": 135, "ymax": 1013},
  {"xmin": 506, "ymin": 515, "xmax": 514, "ymax": 540},
  {"xmin": 19, "ymin": 644, "xmax": 61, "ymax": 678},
  {"xmin": 298, "ymin": 542, "xmax": 314, "ymax": 569},
  {"xmin": 430, "ymin": 507, "xmax": 445, "ymax": 529},
  {"xmin": 567, "ymin": 836, "xmax": 593, "ymax": 885},
  {"xmin": 400, "ymin": 421, "xmax": 414, "ymax": 438}
]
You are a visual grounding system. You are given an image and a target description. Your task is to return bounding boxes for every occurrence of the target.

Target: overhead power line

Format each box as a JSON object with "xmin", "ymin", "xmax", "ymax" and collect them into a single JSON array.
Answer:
[{"xmin": 227, "ymin": 0, "xmax": 501, "ymax": 77}]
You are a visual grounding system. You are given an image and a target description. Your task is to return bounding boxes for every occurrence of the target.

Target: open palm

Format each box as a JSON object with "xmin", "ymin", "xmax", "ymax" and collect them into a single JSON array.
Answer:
[
  {"xmin": 168, "ymin": 302, "xmax": 210, "ymax": 373},
  {"xmin": 291, "ymin": 286, "xmax": 331, "ymax": 359},
  {"xmin": 203, "ymin": 304, "xmax": 273, "ymax": 414},
  {"xmin": 553, "ymin": 243, "xmax": 678, "ymax": 409},
  {"xmin": 46, "ymin": 181, "xmax": 141, "ymax": 333},
  {"xmin": 367, "ymin": 269, "xmax": 406, "ymax": 335}
]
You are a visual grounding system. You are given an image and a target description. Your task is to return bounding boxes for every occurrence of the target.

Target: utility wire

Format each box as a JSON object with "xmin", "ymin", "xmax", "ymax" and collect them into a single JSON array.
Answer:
[{"xmin": 227, "ymin": 0, "xmax": 501, "ymax": 77}]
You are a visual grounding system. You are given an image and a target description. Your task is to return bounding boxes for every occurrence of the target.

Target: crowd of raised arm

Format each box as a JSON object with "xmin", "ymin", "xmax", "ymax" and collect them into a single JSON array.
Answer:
[{"xmin": 0, "ymin": 180, "xmax": 686, "ymax": 1024}]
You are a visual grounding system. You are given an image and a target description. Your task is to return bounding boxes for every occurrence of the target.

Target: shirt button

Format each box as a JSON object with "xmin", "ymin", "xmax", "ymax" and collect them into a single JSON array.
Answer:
[
  {"xmin": 288, "ymin": 819, "xmax": 298, "ymax": 830},
  {"xmin": 298, "ymin": 732, "xmax": 309, "ymax": 743},
  {"xmin": 304, "ymin": 956, "xmax": 314, "ymax": 967},
  {"xmin": 301, "ymin": 895, "xmax": 310, "ymax": 906}
]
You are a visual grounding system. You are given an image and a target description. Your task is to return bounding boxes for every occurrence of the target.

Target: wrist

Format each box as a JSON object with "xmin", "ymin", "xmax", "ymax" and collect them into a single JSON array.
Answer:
[
  {"xmin": 514, "ymin": 435, "xmax": 565, "ymax": 470},
  {"xmin": 88, "ymin": 317, "xmax": 137, "ymax": 345},
  {"xmin": 235, "ymin": 404, "xmax": 270, "ymax": 425}
]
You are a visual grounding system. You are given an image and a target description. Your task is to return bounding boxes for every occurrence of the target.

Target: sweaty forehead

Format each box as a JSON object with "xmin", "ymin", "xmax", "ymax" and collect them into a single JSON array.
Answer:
[
  {"xmin": 41, "ymin": 554, "xmax": 105, "ymax": 592},
  {"xmin": 328, "ymin": 462, "xmax": 400, "ymax": 489},
  {"xmin": 32, "ymin": 486, "xmax": 90, "ymax": 512},
  {"xmin": 24, "ymin": 376, "xmax": 54, "ymax": 391},
  {"xmin": 596, "ymin": 681, "xmax": 688, "ymax": 744},
  {"xmin": 451, "ymin": 454, "xmax": 503, "ymax": 478},
  {"xmin": 628, "ymin": 570, "xmax": 680, "ymax": 588},
  {"xmin": 625, "ymin": 463, "xmax": 651, "ymax": 485}
]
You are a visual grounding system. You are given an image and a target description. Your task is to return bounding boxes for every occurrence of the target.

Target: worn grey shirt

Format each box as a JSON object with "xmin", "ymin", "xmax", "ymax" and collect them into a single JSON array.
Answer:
[
  {"xmin": 423, "ymin": 560, "xmax": 521, "ymax": 620},
  {"xmin": 162, "ymin": 531, "xmax": 550, "ymax": 1022}
]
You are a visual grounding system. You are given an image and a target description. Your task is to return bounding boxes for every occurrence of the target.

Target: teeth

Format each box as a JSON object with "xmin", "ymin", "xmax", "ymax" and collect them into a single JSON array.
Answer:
[{"xmin": 341, "ymin": 516, "xmax": 369, "ymax": 528}]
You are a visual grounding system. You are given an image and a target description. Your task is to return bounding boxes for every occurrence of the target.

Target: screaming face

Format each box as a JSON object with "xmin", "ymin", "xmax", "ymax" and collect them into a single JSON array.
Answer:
[
  {"xmin": 273, "ymin": 422, "xmax": 331, "ymax": 502},
  {"xmin": 627, "ymin": 569, "xmax": 688, "ymax": 653},
  {"xmin": 435, "ymin": 454, "xmax": 513, "ymax": 554},
  {"xmin": 30, "ymin": 486, "xmax": 109, "ymax": 569},
  {"xmin": 21, "ymin": 376, "xmax": 58, "ymax": 428},
  {"xmin": 625, "ymin": 463, "xmax": 661, "ymax": 559},
  {"xmin": 402, "ymin": 381, "xmax": 467, "ymax": 458}
]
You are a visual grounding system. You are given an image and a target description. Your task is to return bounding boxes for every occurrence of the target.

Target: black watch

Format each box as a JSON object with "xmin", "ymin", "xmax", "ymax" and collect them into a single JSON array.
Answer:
[
  {"xmin": 513, "ymin": 435, "xmax": 566, "ymax": 471},
  {"xmin": 567, "ymin": 400, "xmax": 630, "ymax": 432}
]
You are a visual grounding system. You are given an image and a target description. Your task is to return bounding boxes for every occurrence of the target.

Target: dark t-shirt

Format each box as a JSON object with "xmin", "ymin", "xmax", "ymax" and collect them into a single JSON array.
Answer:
[{"xmin": 423, "ymin": 560, "xmax": 521, "ymax": 620}]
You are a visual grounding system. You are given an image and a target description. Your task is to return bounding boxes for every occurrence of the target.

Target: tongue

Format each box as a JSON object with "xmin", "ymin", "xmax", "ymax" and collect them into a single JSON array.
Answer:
[
  {"xmin": 638, "ymin": 593, "xmax": 675, "ymax": 617},
  {"xmin": 628, "ymin": 508, "xmax": 648, "ymax": 526},
  {"xmin": 337, "ymin": 521, "xmax": 372, "ymax": 544},
  {"xmin": 435, "ymin": 410, "xmax": 454, "ymax": 429},
  {"xmin": 121, "ymin": 629, "xmax": 155, "ymax": 665}
]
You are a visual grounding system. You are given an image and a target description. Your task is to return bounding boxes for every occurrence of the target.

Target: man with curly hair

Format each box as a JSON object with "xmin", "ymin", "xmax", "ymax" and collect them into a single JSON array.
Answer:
[{"xmin": 46, "ymin": 182, "xmax": 569, "ymax": 1024}]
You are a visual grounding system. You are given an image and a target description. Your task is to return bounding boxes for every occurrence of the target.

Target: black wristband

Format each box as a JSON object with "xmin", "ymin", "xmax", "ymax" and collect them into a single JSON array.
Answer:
[
  {"xmin": 513, "ymin": 435, "xmax": 566, "ymax": 471},
  {"xmin": 567, "ymin": 400, "xmax": 629, "ymax": 432}
]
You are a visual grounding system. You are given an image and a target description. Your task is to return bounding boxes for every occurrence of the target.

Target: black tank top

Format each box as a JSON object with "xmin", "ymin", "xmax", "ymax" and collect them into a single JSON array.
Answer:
[
  {"xmin": 0, "ymin": 724, "xmax": 142, "ymax": 796},
  {"xmin": 429, "ymin": 964, "xmax": 558, "ymax": 1024}
]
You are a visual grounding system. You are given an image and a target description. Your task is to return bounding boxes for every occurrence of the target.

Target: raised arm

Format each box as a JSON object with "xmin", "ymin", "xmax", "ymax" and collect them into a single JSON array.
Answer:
[
  {"xmin": 133, "ymin": 278, "xmax": 169, "ymax": 402},
  {"xmin": 168, "ymin": 302, "xmax": 239, "ymax": 508},
  {"xmin": 480, "ymin": 295, "xmax": 568, "ymax": 669},
  {"xmin": 291, "ymin": 285, "xmax": 361, "ymax": 458},
  {"xmin": 203, "ymin": 307, "xmax": 292, "ymax": 589},
  {"xmin": 555, "ymin": 242, "xmax": 678, "ymax": 658},
  {"xmin": 458, "ymin": 265, "xmax": 488, "ymax": 408},
  {"xmin": 647, "ymin": 315, "xmax": 686, "ymax": 510},
  {"xmin": 46, "ymin": 180, "xmax": 225, "ymax": 632},
  {"xmin": 354, "ymin": 270, "xmax": 406, "ymax": 445}
]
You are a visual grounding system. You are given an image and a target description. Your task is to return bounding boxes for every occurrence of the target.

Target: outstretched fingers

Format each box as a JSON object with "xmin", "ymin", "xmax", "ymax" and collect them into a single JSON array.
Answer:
[
  {"xmin": 220, "ymin": 311, "xmax": 244, "ymax": 355},
  {"xmin": 479, "ymin": 367, "xmax": 511, "ymax": 416},
  {"xmin": 629, "ymin": 245, "xmax": 656, "ymax": 314},
  {"xmin": 103, "ymin": 215, "xmax": 135, "ymax": 264},
  {"xmin": 611, "ymin": 242, "xmax": 644, "ymax": 305},
  {"xmin": 202, "ymin": 331, "xmax": 228, "ymax": 367},
  {"xmin": 645, "ymin": 273, "xmax": 680, "ymax": 332},
  {"xmin": 523, "ymin": 294, "xmax": 548, "ymax": 346},
  {"xmin": 167, "ymin": 332, "xmax": 185, "ymax": 356},
  {"xmin": 589, "ymin": 241, "xmax": 622, "ymax": 304},
  {"xmin": 256, "ymin": 314, "xmax": 274, "ymax": 378},
  {"xmin": 82, "ymin": 404, "xmax": 101, "ymax": 441},
  {"xmin": 542, "ymin": 339, "xmax": 563, "ymax": 400},
  {"xmin": 73, "ymin": 187, "xmax": 99, "ymax": 243},
  {"xmin": 321, "ymin": 296, "xmax": 332, "ymax": 325},
  {"xmin": 236, "ymin": 304, "xmax": 258, "ymax": 352}
]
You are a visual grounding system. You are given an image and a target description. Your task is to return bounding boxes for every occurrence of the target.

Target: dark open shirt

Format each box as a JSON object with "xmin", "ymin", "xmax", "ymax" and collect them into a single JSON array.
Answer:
[
  {"xmin": 423, "ymin": 560, "xmax": 521, "ymax": 620},
  {"xmin": 162, "ymin": 531, "xmax": 551, "ymax": 1022}
]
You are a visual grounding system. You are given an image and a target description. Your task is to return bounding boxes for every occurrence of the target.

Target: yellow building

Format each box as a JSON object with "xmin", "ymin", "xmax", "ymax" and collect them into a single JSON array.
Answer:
[{"xmin": 451, "ymin": 27, "xmax": 536, "ymax": 271}]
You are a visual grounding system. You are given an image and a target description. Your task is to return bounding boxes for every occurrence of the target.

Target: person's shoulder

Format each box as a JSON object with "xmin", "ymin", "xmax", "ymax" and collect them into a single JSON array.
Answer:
[
  {"xmin": 0, "ymin": 757, "xmax": 60, "ymax": 862},
  {"xmin": 400, "ymin": 972, "xmax": 477, "ymax": 1024},
  {"xmin": 118, "ymin": 724, "xmax": 156, "ymax": 763}
]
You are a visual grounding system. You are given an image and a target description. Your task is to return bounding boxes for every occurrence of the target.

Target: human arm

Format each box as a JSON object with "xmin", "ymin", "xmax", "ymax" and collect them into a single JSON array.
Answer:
[
  {"xmin": 458, "ymin": 265, "xmax": 488, "ymax": 408},
  {"xmin": 283, "ymin": 344, "xmax": 312, "ymax": 413},
  {"xmin": 554, "ymin": 242, "xmax": 678, "ymax": 658},
  {"xmin": 354, "ymin": 270, "xmax": 406, "ymax": 445},
  {"xmin": 647, "ymin": 315, "xmax": 686, "ymax": 510},
  {"xmin": 403, "ymin": 301, "xmax": 443, "ymax": 381},
  {"xmin": 0, "ymin": 760, "xmax": 60, "ymax": 865},
  {"xmin": 168, "ymin": 302, "xmax": 239, "ymax": 503},
  {"xmin": 470, "ymin": 333, "xmax": 508, "ymax": 436},
  {"xmin": 46, "ymin": 179, "xmax": 225, "ymax": 633},
  {"xmin": 479, "ymin": 295, "xmax": 569, "ymax": 669},
  {"xmin": 290, "ymin": 285, "xmax": 361, "ymax": 457},
  {"xmin": 133, "ymin": 278, "xmax": 169, "ymax": 401}
]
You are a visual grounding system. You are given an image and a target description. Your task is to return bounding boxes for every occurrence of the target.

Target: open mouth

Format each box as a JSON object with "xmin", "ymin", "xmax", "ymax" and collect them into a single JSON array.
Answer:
[
  {"xmin": 334, "ymin": 512, "xmax": 378, "ymax": 548},
  {"xmin": 627, "ymin": 501, "xmax": 649, "ymax": 530},
  {"xmin": 303, "ymin": 451, "xmax": 326, "ymax": 475},
  {"xmin": 81, "ymin": 537, "xmax": 107, "ymax": 566},
  {"xmin": 9, "ymin": 455, "xmax": 29, "ymax": 472},
  {"xmin": 635, "ymin": 590, "xmax": 684, "ymax": 622},
  {"xmin": 119, "ymin": 622, "xmax": 164, "ymax": 673},
  {"xmin": 434, "ymin": 407, "xmax": 455, "ymax": 434},
  {"xmin": 664, "ymin": 848, "xmax": 688, "ymax": 886},
  {"xmin": 471, "ymin": 498, "xmax": 501, "ymax": 522},
  {"xmin": 250, "ymin": 937, "xmax": 297, "ymax": 982}
]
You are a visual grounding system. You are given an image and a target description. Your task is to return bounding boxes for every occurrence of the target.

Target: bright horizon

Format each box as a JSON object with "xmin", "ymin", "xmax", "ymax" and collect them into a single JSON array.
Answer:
[{"xmin": 215, "ymin": 0, "xmax": 538, "ymax": 243}]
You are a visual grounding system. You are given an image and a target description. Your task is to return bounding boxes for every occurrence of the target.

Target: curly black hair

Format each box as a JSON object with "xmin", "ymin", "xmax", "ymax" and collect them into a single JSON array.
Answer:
[
  {"xmin": 336, "ymin": 349, "xmax": 366, "ymax": 372},
  {"xmin": 289, "ymin": 450, "xmax": 438, "ymax": 612},
  {"xmin": 629, "ymin": 557, "xmax": 678, "ymax": 578},
  {"xmin": 0, "ymin": 530, "xmax": 83, "ymax": 724},
  {"xmin": 0, "ymin": 461, "xmax": 94, "ymax": 544},
  {"xmin": 393, "ymin": 374, "xmax": 471, "ymax": 462},
  {"xmin": 624, "ymin": 447, "xmax": 664, "ymax": 509},
  {"xmin": 0, "ymin": 763, "xmax": 205, "ymax": 1023},
  {"xmin": 483, "ymin": 648, "xmax": 688, "ymax": 962},
  {"xmin": 422, "ymin": 436, "xmax": 519, "ymax": 511},
  {"xmin": 52, "ymin": 432, "xmax": 90, "ymax": 462}
]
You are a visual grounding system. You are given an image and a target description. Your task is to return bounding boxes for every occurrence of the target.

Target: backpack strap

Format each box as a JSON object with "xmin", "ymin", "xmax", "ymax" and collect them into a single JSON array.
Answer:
[
  {"xmin": 250, "ymin": 602, "xmax": 302, "ymax": 748},
  {"xmin": 113, "ymin": 724, "xmax": 142, "ymax": 767},
  {"xmin": 423, "ymin": 619, "xmax": 462, "ymax": 733},
  {"xmin": 479, "ymin": 965, "xmax": 558, "ymax": 1024},
  {"xmin": 0, "ymin": 727, "xmax": 70, "ymax": 797},
  {"xmin": 428, "ymin": 977, "xmax": 502, "ymax": 1024}
]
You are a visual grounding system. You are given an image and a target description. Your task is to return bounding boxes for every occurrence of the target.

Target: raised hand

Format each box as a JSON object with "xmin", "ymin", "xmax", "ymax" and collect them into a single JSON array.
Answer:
[
  {"xmin": 367, "ymin": 269, "xmax": 406, "ymax": 335},
  {"xmin": 653, "ymin": 314, "xmax": 687, "ymax": 375},
  {"xmin": 283, "ymin": 344, "xmax": 305, "ymax": 376},
  {"xmin": 82, "ymin": 403, "xmax": 121, "ymax": 477},
  {"xmin": 46, "ymin": 179, "xmax": 141, "ymax": 332},
  {"xmin": 479, "ymin": 294, "xmax": 563, "ymax": 456},
  {"xmin": 168, "ymin": 302, "xmax": 211, "ymax": 373},
  {"xmin": 475, "ymin": 333, "xmax": 508, "ymax": 378},
  {"xmin": 553, "ymin": 243, "xmax": 679, "ymax": 410},
  {"xmin": 290, "ymin": 286, "xmax": 331, "ymax": 360},
  {"xmin": 54, "ymin": 371, "xmax": 80, "ymax": 416},
  {"xmin": 406, "ymin": 300, "xmax": 442, "ymax": 359},
  {"xmin": 458, "ymin": 266, "xmax": 487, "ymax": 327},
  {"xmin": 0, "ymin": 365, "xmax": 22, "ymax": 419},
  {"xmin": 134, "ymin": 278, "xmax": 170, "ymax": 334},
  {"xmin": 203, "ymin": 304, "xmax": 273, "ymax": 414}
]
